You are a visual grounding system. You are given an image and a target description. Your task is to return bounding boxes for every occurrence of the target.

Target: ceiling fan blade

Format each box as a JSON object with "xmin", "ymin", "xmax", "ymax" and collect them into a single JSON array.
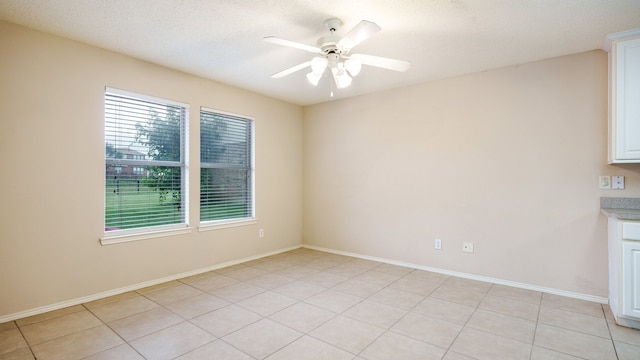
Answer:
[
  {"xmin": 338, "ymin": 20, "xmax": 381, "ymax": 50},
  {"xmin": 349, "ymin": 53, "xmax": 410, "ymax": 72},
  {"xmin": 263, "ymin": 36, "xmax": 321, "ymax": 54},
  {"xmin": 270, "ymin": 61, "xmax": 312, "ymax": 78}
]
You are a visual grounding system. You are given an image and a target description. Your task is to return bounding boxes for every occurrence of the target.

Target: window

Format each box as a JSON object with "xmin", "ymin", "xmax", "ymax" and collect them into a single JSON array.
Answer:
[
  {"xmin": 200, "ymin": 109, "xmax": 254, "ymax": 224},
  {"xmin": 104, "ymin": 88, "xmax": 188, "ymax": 234}
]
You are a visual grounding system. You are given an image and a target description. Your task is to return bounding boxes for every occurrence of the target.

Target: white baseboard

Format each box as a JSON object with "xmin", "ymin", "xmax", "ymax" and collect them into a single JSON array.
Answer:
[
  {"xmin": 0, "ymin": 245, "xmax": 301, "ymax": 323},
  {"xmin": 302, "ymin": 244, "xmax": 609, "ymax": 304}
]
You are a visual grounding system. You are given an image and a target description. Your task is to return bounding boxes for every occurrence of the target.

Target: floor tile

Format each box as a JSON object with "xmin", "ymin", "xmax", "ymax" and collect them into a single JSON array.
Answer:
[
  {"xmin": 332, "ymin": 279, "xmax": 383, "ymax": 298},
  {"xmin": 450, "ymin": 327, "xmax": 531, "ymax": 360},
  {"xmin": 212, "ymin": 282, "xmax": 266, "ymax": 303},
  {"xmin": 108, "ymin": 307, "xmax": 183, "ymax": 341},
  {"xmin": 530, "ymin": 346, "xmax": 583, "ymax": 359},
  {"xmin": 367, "ymin": 287, "xmax": 424, "ymax": 310},
  {"xmin": 615, "ymin": 341, "xmax": 640, "ymax": 360},
  {"xmin": 20, "ymin": 310, "xmax": 102, "ymax": 345},
  {"xmin": 237, "ymin": 291, "xmax": 297, "ymax": 316},
  {"xmin": 403, "ymin": 269, "xmax": 449, "ymax": 284},
  {"xmin": 138, "ymin": 282, "xmax": 204, "ymax": 306},
  {"xmin": 15, "ymin": 305, "xmax": 85, "ymax": 327},
  {"xmin": 83, "ymin": 343, "xmax": 144, "ymax": 360},
  {"xmin": 83, "ymin": 291, "xmax": 139, "ymax": 310},
  {"xmin": 274, "ymin": 265, "xmax": 320, "ymax": 279},
  {"xmin": 304, "ymin": 289, "xmax": 362, "ymax": 313},
  {"xmin": 609, "ymin": 321, "xmax": 640, "ymax": 346},
  {"xmin": 388, "ymin": 277, "xmax": 440, "ymax": 296},
  {"xmin": 442, "ymin": 351, "xmax": 476, "ymax": 360},
  {"xmin": 222, "ymin": 318, "xmax": 302, "ymax": 359},
  {"xmin": 466, "ymin": 309, "xmax": 536, "ymax": 343},
  {"xmin": 265, "ymin": 335, "xmax": 354, "ymax": 360},
  {"xmin": 0, "ymin": 328, "xmax": 28, "ymax": 355},
  {"xmin": 246, "ymin": 273, "xmax": 296, "ymax": 289},
  {"xmin": 412, "ymin": 297, "xmax": 475, "ymax": 325},
  {"xmin": 487, "ymin": 284, "xmax": 542, "ymax": 304},
  {"xmin": 86, "ymin": 294, "xmax": 159, "ymax": 323},
  {"xmin": 443, "ymin": 277, "xmax": 492, "ymax": 293},
  {"xmin": 175, "ymin": 339, "xmax": 253, "ymax": 360},
  {"xmin": 0, "ymin": 347, "xmax": 34, "ymax": 360},
  {"xmin": 0, "ymin": 322, "xmax": 16, "ymax": 333},
  {"xmin": 359, "ymin": 331, "xmax": 445, "ymax": 360},
  {"xmin": 371, "ymin": 263, "xmax": 414, "ymax": 276},
  {"xmin": 273, "ymin": 280, "xmax": 326, "ymax": 300},
  {"xmin": 354, "ymin": 270, "xmax": 402, "ymax": 286},
  {"xmin": 220, "ymin": 266, "xmax": 269, "ymax": 281},
  {"xmin": 300, "ymin": 271, "xmax": 348, "ymax": 288},
  {"xmin": 390, "ymin": 311, "xmax": 462, "ymax": 348},
  {"xmin": 191, "ymin": 304, "xmax": 261, "ymax": 338},
  {"xmin": 130, "ymin": 322, "xmax": 214, "ymax": 360},
  {"xmin": 478, "ymin": 294, "xmax": 539, "ymax": 321},
  {"xmin": 180, "ymin": 273, "xmax": 239, "ymax": 293},
  {"xmin": 164, "ymin": 293, "xmax": 230, "ymax": 319},
  {"xmin": 248, "ymin": 259, "xmax": 293, "ymax": 272},
  {"xmin": 31, "ymin": 325, "xmax": 123, "ymax": 360},
  {"xmin": 305, "ymin": 258, "xmax": 342, "ymax": 270},
  {"xmin": 310, "ymin": 315, "xmax": 383, "ymax": 354},
  {"xmin": 344, "ymin": 300, "xmax": 407, "ymax": 329},
  {"xmin": 541, "ymin": 293, "xmax": 604, "ymax": 318},
  {"xmin": 269, "ymin": 302, "xmax": 336, "ymax": 333},
  {"xmin": 534, "ymin": 323, "xmax": 617, "ymax": 360},
  {"xmin": 538, "ymin": 306, "xmax": 610, "ymax": 338},
  {"xmin": 429, "ymin": 285, "xmax": 485, "ymax": 307}
]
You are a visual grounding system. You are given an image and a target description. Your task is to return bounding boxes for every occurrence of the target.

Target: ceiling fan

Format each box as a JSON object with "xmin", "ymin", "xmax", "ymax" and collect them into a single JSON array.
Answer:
[{"xmin": 264, "ymin": 18, "xmax": 410, "ymax": 92}]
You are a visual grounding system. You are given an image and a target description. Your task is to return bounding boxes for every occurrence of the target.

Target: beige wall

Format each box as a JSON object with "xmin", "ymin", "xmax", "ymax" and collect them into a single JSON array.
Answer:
[
  {"xmin": 303, "ymin": 50, "xmax": 640, "ymax": 297},
  {"xmin": 0, "ymin": 21, "xmax": 303, "ymax": 318}
]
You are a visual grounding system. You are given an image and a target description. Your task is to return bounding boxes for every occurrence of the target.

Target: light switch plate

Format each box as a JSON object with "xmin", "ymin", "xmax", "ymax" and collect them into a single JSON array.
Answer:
[
  {"xmin": 613, "ymin": 176, "xmax": 625, "ymax": 190},
  {"xmin": 600, "ymin": 176, "xmax": 611, "ymax": 189}
]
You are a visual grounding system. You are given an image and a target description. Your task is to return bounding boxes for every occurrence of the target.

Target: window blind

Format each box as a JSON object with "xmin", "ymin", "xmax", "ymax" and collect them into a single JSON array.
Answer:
[
  {"xmin": 105, "ymin": 89, "xmax": 187, "ymax": 231},
  {"xmin": 200, "ymin": 109, "xmax": 254, "ymax": 222}
]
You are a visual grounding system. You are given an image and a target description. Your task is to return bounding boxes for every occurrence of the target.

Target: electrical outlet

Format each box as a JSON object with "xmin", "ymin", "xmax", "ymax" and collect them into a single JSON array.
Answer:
[
  {"xmin": 462, "ymin": 242, "xmax": 474, "ymax": 253},
  {"xmin": 435, "ymin": 239, "xmax": 442, "ymax": 250},
  {"xmin": 599, "ymin": 176, "xmax": 611, "ymax": 189},
  {"xmin": 259, "ymin": 229, "xmax": 264, "ymax": 238}
]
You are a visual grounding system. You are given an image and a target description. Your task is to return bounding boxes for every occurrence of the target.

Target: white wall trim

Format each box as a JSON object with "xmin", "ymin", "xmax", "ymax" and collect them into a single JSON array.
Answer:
[
  {"xmin": 302, "ymin": 244, "xmax": 609, "ymax": 304},
  {"xmin": 0, "ymin": 245, "xmax": 301, "ymax": 323}
]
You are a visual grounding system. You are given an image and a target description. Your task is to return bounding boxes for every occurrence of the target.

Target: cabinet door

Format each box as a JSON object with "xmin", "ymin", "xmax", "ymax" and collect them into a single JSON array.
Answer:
[
  {"xmin": 612, "ymin": 38, "xmax": 640, "ymax": 161},
  {"xmin": 622, "ymin": 241, "xmax": 640, "ymax": 318}
]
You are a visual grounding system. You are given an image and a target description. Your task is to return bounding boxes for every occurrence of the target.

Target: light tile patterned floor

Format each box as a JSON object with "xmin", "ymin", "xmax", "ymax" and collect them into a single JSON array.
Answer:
[{"xmin": 2, "ymin": 248, "xmax": 640, "ymax": 359}]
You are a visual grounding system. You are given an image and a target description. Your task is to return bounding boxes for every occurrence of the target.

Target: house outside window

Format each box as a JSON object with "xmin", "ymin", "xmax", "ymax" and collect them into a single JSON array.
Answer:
[{"xmin": 104, "ymin": 88, "xmax": 188, "ymax": 233}]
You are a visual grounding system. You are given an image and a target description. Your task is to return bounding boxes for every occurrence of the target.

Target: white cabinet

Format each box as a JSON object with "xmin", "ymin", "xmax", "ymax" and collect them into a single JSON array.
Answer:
[
  {"xmin": 608, "ymin": 30, "xmax": 640, "ymax": 163},
  {"xmin": 622, "ymin": 241, "xmax": 640, "ymax": 318},
  {"xmin": 608, "ymin": 219, "xmax": 640, "ymax": 329}
]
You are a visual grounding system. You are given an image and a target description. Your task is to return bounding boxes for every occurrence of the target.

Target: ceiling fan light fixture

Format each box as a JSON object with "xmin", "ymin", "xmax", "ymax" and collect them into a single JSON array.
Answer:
[
  {"xmin": 306, "ymin": 71, "xmax": 323, "ymax": 86},
  {"xmin": 344, "ymin": 59, "xmax": 362, "ymax": 76},
  {"xmin": 310, "ymin": 57, "xmax": 328, "ymax": 74},
  {"xmin": 331, "ymin": 67, "xmax": 352, "ymax": 89}
]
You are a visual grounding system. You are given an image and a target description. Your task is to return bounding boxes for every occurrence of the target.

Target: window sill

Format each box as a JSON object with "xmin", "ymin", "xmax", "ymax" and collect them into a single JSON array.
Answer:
[
  {"xmin": 198, "ymin": 218, "xmax": 257, "ymax": 232},
  {"xmin": 100, "ymin": 225, "xmax": 193, "ymax": 245}
]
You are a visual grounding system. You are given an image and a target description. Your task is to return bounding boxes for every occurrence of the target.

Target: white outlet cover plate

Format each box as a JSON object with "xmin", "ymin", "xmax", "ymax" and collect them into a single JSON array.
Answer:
[
  {"xmin": 613, "ymin": 176, "xmax": 625, "ymax": 190},
  {"xmin": 463, "ymin": 242, "xmax": 474, "ymax": 253},
  {"xmin": 600, "ymin": 176, "xmax": 611, "ymax": 189}
]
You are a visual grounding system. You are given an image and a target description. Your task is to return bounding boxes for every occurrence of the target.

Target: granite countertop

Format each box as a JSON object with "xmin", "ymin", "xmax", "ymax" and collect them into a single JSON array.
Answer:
[{"xmin": 601, "ymin": 197, "xmax": 640, "ymax": 220}]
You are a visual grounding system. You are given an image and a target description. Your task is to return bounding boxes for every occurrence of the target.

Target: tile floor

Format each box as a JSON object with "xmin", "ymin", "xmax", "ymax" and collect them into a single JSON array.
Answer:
[{"xmin": 2, "ymin": 248, "xmax": 640, "ymax": 360}]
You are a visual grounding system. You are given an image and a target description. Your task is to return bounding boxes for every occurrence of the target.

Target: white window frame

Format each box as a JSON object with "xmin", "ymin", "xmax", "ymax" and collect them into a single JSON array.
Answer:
[
  {"xmin": 101, "ymin": 87, "xmax": 191, "ymax": 245},
  {"xmin": 198, "ymin": 107, "xmax": 256, "ymax": 232}
]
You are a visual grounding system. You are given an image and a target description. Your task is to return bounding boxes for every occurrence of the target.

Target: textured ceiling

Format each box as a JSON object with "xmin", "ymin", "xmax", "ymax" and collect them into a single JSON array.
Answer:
[{"xmin": 1, "ymin": 0, "xmax": 639, "ymax": 106}]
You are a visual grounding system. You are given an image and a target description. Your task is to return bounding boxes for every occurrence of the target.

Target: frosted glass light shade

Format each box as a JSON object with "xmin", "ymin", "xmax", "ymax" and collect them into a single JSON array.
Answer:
[{"xmin": 345, "ymin": 59, "xmax": 362, "ymax": 76}]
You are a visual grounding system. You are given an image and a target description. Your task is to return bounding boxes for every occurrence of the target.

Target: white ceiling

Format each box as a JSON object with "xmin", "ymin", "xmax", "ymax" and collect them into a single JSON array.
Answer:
[{"xmin": 1, "ymin": 1, "xmax": 639, "ymax": 106}]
